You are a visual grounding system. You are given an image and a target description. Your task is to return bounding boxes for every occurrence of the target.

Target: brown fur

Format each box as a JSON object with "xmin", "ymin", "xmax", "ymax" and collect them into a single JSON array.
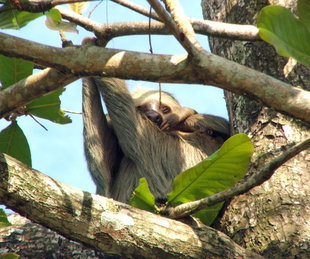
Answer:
[{"xmin": 82, "ymin": 77, "xmax": 229, "ymax": 203}]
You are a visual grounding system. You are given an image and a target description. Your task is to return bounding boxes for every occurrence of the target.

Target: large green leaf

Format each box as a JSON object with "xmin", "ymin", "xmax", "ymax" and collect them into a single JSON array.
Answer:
[
  {"xmin": 130, "ymin": 177, "xmax": 159, "ymax": 213},
  {"xmin": 0, "ymin": 209, "xmax": 11, "ymax": 228},
  {"xmin": 258, "ymin": 5, "xmax": 310, "ymax": 68},
  {"xmin": 0, "ymin": 122, "xmax": 31, "ymax": 167},
  {"xmin": 0, "ymin": 1, "xmax": 42, "ymax": 29},
  {"xmin": 297, "ymin": 0, "xmax": 310, "ymax": 32},
  {"xmin": 167, "ymin": 133, "xmax": 253, "ymax": 225},
  {"xmin": 0, "ymin": 55, "xmax": 33, "ymax": 88},
  {"xmin": 27, "ymin": 88, "xmax": 72, "ymax": 124}
]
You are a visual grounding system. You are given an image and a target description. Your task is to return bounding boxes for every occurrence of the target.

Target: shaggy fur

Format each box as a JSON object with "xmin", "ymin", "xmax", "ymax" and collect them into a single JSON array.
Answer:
[{"xmin": 82, "ymin": 77, "xmax": 229, "ymax": 203}]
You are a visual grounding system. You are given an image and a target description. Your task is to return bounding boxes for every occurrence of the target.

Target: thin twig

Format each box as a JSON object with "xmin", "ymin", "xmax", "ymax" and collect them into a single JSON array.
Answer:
[
  {"xmin": 148, "ymin": 6, "xmax": 154, "ymax": 54},
  {"xmin": 88, "ymin": 0, "xmax": 104, "ymax": 18},
  {"xmin": 147, "ymin": 5, "xmax": 162, "ymax": 107},
  {"xmin": 57, "ymin": 6, "xmax": 260, "ymax": 41},
  {"xmin": 62, "ymin": 109, "xmax": 82, "ymax": 115},
  {"xmin": 29, "ymin": 114, "xmax": 48, "ymax": 131},
  {"xmin": 111, "ymin": 0, "xmax": 160, "ymax": 21}
]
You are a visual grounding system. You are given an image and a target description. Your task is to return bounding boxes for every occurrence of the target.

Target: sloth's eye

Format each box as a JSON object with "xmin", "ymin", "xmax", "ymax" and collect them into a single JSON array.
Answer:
[{"xmin": 161, "ymin": 106, "xmax": 171, "ymax": 114}]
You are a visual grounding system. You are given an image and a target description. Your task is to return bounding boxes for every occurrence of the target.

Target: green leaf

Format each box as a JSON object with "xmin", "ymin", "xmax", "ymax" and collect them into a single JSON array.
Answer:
[
  {"xmin": 258, "ymin": 5, "xmax": 310, "ymax": 68},
  {"xmin": 298, "ymin": 0, "xmax": 310, "ymax": 31},
  {"xmin": 0, "ymin": 253, "xmax": 20, "ymax": 259},
  {"xmin": 0, "ymin": 2, "xmax": 42, "ymax": 29},
  {"xmin": 45, "ymin": 9, "xmax": 78, "ymax": 33},
  {"xmin": 46, "ymin": 8, "xmax": 62, "ymax": 23},
  {"xmin": 45, "ymin": 16, "xmax": 78, "ymax": 33},
  {"xmin": 130, "ymin": 178, "xmax": 159, "ymax": 213},
  {"xmin": 27, "ymin": 88, "xmax": 72, "ymax": 124},
  {"xmin": 0, "ymin": 122, "xmax": 31, "ymax": 167},
  {"xmin": 193, "ymin": 203, "xmax": 224, "ymax": 226},
  {"xmin": 167, "ymin": 133, "xmax": 253, "ymax": 225},
  {"xmin": 0, "ymin": 55, "xmax": 33, "ymax": 88},
  {"xmin": 0, "ymin": 55, "xmax": 70, "ymax": 124},
  {"xmin": 0, "ymin": 209, "xmax": 11, "ymax": 228}
]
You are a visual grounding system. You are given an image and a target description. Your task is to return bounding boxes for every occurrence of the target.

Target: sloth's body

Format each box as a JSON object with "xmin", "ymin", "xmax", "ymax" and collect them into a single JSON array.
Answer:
[{"xmin": 83, "ymin": 77, "xmax": 229, "ymax": 203}]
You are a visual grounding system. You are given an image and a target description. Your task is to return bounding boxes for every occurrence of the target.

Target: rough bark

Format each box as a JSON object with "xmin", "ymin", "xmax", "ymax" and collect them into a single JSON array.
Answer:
[
  {"xmin": 0, "ymin": 153, "xmax": 262, "ymax": 258},
  {"xmin": 0, "ymin": 214, "xmax": 107, "ymax": 259},
  {"xmin": 2, "ymin": 33, "xmax": 310, "ymax": 124},
  {"xmin": 202, "ymin": 0, "xmax": 310, "ymax": 258}
]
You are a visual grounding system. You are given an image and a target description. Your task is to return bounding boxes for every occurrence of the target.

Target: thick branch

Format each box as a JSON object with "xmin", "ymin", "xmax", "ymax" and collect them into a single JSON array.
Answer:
[
  {"xmin": 0, "ymin": 68, "xmax": 77, "ymax": 118},
  {"xmin": 57, "ymin": 6, "xmax": 260, "ymax": 41},
  {"xmin": 0, "ymin": 153, "xmax": 262, "ymax": 258},
  {"xmin": 165, "ymin": 138, "xmax": 310, "ymax": 218},
  {"xmin": 0, "ymin": 32, "xmax": 309, "ymax": 124}
]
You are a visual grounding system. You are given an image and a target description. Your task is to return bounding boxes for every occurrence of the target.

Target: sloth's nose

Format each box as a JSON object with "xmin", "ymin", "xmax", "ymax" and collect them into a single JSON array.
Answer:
[{"xmin": 146, "ymin": 110, "xmax": 163, "ymax": 126}]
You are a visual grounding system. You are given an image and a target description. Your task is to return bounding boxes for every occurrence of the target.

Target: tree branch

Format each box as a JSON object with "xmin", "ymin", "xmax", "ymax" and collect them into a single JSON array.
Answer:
[
  {"xmin": 148, "ymin": 0, "xmax": 202, "ymax": 55},
  {"xmin": 57, "ymin": 6, "xmax": 260, "ymax": 41},
  {"xmin": 0, "ymin": 153, "xmax": 262, "ymax": 258},
  {"xmin": 164, "ymin": 138, "xmax": 310, "ymax": 218},
  {"xmin": 0, "ymin": 32, "xmax": 309, "ymax": 124},
  {"xmin": 164, "ymin": 0, "xmax": 203, "ymax": 54},
  {"xmin": 191, "ymin": 18, "xmax": 260, "ymax": 41},
  {"xmin": 9, "ymin": 0, "xmax": 93, "ymax": 12},
  {"xmin": 0, "ymin": 68, "xmax": 77, "ymax": 118}
]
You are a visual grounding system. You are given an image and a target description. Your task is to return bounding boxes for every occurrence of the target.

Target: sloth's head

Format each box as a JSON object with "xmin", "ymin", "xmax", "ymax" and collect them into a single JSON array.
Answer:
[{"xmin": 132, "ymin": 88, "xmax": 180, "ymax": 128}]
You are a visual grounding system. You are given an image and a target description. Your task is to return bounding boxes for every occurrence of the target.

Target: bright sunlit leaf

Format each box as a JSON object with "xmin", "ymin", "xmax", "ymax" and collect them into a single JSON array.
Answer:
[{"xmin": 167, "ymin": 133, "xmax": 253, "ymax": 225}]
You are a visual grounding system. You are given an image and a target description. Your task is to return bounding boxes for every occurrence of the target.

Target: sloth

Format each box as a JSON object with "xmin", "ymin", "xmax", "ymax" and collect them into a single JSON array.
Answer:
[{"xmin": 82, "ymin": 77, "xmax": 230, "ymax": 203}]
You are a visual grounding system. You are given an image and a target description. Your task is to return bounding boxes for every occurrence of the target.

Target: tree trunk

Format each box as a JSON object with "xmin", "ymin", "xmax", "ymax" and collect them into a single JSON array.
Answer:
[{"xmin": 202, "ymin": 0, "xmax": 310, "ymax": 258}]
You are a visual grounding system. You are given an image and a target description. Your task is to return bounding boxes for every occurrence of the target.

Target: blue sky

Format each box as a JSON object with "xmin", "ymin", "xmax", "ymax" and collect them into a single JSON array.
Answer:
[{"xmin": 0, "ymin": 0, "xmax": 227, "ymax": 197}]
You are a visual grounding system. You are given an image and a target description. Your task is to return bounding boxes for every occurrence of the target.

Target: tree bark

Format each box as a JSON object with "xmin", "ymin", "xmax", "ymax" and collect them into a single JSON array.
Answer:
[
  {"xmin": 0, "ymin": 214, "xmax": 107, "ymax": 258},
  {"xmin": 0, "ymin": 153, "xmax": 262, "ymax": 258},
  {"xmin": 203, "ymin": 0, "xmax": 310, "ymax": 258},
  {"xmin": 1, "ymin": 33, "xmax": 310, "ymax": 124}
]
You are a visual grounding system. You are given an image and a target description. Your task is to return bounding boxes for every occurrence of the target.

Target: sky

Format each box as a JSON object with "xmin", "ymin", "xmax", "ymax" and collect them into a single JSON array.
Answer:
[{"xmin": 0, "ymin": 0, "xmax": 228, "ymax": 199}]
